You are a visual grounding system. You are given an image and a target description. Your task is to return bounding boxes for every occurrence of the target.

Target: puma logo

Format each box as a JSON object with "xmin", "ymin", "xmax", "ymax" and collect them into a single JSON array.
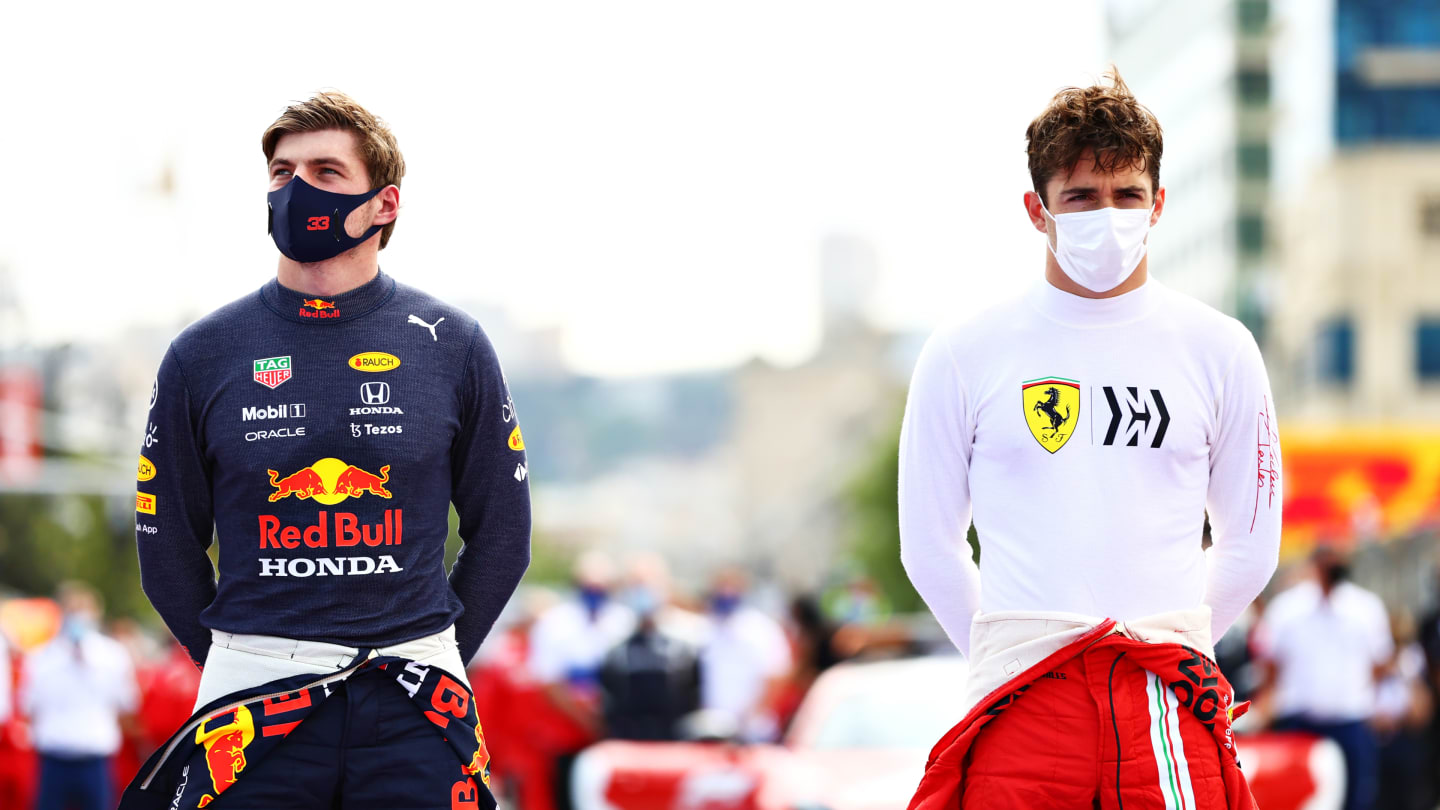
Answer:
[{"xmin": 407, "ymin": 314, "xmax": 445, "ymax": 342}]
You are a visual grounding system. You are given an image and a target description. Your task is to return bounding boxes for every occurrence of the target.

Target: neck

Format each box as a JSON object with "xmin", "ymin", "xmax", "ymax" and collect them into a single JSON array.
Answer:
[
  {"xmin": 1043, "ymin": 252, "xmax": 1149, "ymax": 299},
  {"xmin": 276, "ymin": 245, "xmax": 381, "ymax": 297}
]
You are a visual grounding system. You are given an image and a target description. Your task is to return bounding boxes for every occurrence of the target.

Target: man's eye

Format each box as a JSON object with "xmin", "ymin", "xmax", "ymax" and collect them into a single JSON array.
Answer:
[
  {"xmin": 320, "ymin": 168, "xmax": 339, "ymax": 175},
  {"xmin": 273, "ymin": 168, "xmax": 292, "ymax": 177}
]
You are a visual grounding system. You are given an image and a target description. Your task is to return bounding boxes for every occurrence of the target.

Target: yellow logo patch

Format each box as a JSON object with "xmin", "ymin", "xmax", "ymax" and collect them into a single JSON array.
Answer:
[
  {"xmin": 1022, "ymin": 377, "xmax": 1080, "ymax": 454},
  {"xmin": 137, "ymin": 455, "xmax": 156, "ymax": 482},
  {"xmin": 507, "ymin": 426, "xmax": 525, "ymax": 451},
  {"xmin": 348, "ymin": 352, "xmax": 401, "ymax": 373},
  {"xmin": 136, "ymin": 492, "xmax": 157, "ymax": 514}
]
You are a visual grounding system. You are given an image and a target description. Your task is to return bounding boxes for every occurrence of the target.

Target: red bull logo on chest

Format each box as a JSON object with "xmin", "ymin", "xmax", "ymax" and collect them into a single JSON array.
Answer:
[
  {"xmin": 266, "ymin": 457, "xmax": 392, "ymax": 504},
  {"xmin": 259, "ymin": 458, "xmax": 404, "ymax": 566}
]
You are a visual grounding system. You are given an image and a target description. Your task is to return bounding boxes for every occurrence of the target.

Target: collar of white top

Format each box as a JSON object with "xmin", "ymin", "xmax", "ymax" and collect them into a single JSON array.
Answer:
[{"xmin": 1028, "ymin": 275, "xmax": 1160, "ymax": 329}]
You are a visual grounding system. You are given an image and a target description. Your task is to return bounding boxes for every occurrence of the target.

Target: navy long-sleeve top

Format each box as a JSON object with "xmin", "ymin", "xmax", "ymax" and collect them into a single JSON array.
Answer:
[{"xmin": 136, "ymin": 271, "xmax": 531, "ymax": 667}]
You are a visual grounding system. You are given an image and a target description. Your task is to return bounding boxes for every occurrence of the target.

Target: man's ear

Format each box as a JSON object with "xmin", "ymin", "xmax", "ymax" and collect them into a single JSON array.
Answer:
[
  {"xmin": 373, "ymin": 185, "xmax": 400, "ymax": 226},
  {"xmin": 1025, "ymin": 190, "xmax": 1048, "ymax": 234},
  {"xmin": 1150, "ymin": 186, "xmax": 1166, "ymax": 227}
]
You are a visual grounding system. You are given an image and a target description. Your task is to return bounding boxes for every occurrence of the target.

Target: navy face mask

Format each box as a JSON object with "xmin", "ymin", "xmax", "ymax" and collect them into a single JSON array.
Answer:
[{"xmin": 268, "ymin": 176, "xmax": 384, "ymax": 263}]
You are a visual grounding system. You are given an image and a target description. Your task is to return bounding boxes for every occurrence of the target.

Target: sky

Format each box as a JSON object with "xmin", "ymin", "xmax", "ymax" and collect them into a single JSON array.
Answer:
[{"xmin": 0, "ymin": 1, "xmax": 1103, "ymax": 376}]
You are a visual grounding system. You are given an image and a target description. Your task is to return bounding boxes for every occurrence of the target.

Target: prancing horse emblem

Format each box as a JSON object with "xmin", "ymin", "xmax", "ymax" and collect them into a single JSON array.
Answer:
[{"xmin": 1022, "ymin": 377, "xmax": 1081, "ymax": 454}]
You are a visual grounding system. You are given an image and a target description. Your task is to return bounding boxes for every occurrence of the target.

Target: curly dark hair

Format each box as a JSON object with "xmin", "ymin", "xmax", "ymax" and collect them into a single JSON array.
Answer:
[{"xmin": 1025, "ymin": 67, "xmax": 1163, "ymax": 206}]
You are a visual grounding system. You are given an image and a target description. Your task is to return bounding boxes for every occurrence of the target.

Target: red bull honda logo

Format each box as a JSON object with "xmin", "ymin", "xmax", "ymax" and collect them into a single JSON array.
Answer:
[
  {"xmin": 300, "ymin": 298, "xmax": 339, "ymax": 319},
  {"xmin": 194, "ymin": 705, "xmax": 254, "ymax": 807},
  {"xmin": 259, "ymin": 458, "xmax": 404, "ymax": 576}
]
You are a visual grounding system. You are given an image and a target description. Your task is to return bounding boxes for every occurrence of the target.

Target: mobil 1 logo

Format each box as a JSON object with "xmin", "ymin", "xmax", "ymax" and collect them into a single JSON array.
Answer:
[
  {"xmin": 243, "ymin": 402, "xmax": 308, "ymax": 442},
  {"xmin": 242, "ymin": 403, "xmax": 306, "ymax": 421}
]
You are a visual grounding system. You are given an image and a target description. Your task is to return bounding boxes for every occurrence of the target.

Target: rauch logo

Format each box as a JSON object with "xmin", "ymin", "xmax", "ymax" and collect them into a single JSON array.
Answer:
[{"xmin": 348, "ymin": 352, "xmax": 400, "ymax": 373}]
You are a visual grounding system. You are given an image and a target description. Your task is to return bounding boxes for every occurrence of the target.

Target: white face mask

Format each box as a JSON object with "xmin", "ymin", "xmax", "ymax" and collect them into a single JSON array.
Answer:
[{"xmin": 1039, "ymin": 197, "xmax": 1154, "ymax": 293}]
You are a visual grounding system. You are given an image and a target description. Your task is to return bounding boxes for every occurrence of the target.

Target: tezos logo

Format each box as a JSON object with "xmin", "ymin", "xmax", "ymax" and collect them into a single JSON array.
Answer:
[
  {"xmin": 349, "ymin": 352, "xmax": 400, "ymax": 373},
  {"xmin": 352, "ymin": 381, "xmax": 403, "ymax": 415}
]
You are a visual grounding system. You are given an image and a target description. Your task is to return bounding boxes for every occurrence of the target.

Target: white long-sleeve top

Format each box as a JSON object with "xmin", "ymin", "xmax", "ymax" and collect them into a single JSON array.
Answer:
[{"xmin": 899, "ymin": 278, "xmax": 1282, "ymax": 657}]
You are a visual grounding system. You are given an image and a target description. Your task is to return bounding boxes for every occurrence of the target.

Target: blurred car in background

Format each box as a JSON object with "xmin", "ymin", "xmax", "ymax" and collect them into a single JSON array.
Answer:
[{"xmin": 570, "ymin": 655, "xmax": 1346, "ymax": 810}]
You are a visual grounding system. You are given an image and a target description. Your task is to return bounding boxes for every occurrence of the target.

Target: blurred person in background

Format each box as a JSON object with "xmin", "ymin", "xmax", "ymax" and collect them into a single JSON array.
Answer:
[
  {"xmin": 103, "ymin": 616, "xmax": 159, "ymax": 787},
  {"xmin": 1372, "ymin": 613, "xmax": 1432, "ymax": 810},
  {"xmin": 0, "ymin": 623, "xmax": 32, "ymax": 810},
  {"xmin": 529, "ymin": 551, "xmax": 634, "ymax": 808},
  {"xmin": 900, "ymin": 69, "xmax": 1280, "ymax": 809},
  {"xmin": 1254, "ymin": 546, "xmax": 1390, "ymax": 810},
  {"xmin": 822, "ymin": 575, "xmax": 892, "ymax": 625},
  {"xmin": 697, "ymin": 566, "xmax": 791, "ymax": 743},
  {"xmin": 598, "ymin": 553, "xmax": 702, "ymax": 741},
  {"xmin": 1419, "ymin": 562, "xmax": 1440, "ymax": 801},
  {"xmin": 18, "ymin": 581, "xmax": 138, "ymax": 810},
  {"xmin": 127, "ymin": 90, "xmax": 529, "ymax": 809},
  {"xmin": 468, "ymin": 589, "xmax": 563, "ymax": 810},
  {"xmin": 135, "ymin": 638, "xmax": 202, "ymax": 758},
  {"xmin": 773, "ymin": 594, "xmax": 843, "ymax": 731}
]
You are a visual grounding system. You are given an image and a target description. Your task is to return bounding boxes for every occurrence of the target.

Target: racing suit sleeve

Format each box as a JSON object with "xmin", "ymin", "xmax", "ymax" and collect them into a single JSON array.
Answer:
[
  {"xmin": 136, "ymin": 347, "xmax": 218, "ymax": 669},
  {"xmin": 1202, "ymin": 330, "xmax": 1282, "ymax": 643},
  {"xmin": 449, "ymin": 323, "xmax": 532, "ymax": 663},
  {"xmin": 899, "ymin": 333, "xmax": 983, "ymax": 657}
]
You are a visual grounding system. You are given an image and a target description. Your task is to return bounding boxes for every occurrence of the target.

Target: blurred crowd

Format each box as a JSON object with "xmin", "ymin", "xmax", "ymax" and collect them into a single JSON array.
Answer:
[
  {"xmin": 7, "ymin": 548, "xmax": 1440, "ymax": 810},
  {"xmin": 464, "ymin": 551, "xmax": 915, "ymax": 810},
  {"xmin": 0, "ymin": 555, "xmax": 912, "ymax": 810},
  {"xmin": 1219, "ymin": 546, "xmax": 1440, "ymax": 810}
]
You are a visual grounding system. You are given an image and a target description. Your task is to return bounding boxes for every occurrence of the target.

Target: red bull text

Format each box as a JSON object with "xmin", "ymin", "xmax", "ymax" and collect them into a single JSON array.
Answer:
[{"xmin": 300, "ymin": 298, "xmax": 340, "ymax": 319}]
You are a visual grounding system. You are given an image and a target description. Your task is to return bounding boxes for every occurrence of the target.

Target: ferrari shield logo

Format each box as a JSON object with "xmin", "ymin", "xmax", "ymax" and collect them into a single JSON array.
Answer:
[{"xmin": 1022, "ymin": 377, "xmax": 1080, "ymax": 453}]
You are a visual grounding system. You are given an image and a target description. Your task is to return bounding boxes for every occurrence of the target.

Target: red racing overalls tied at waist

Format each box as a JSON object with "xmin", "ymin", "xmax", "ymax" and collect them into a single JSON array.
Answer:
[
  {"xmin": 909, "ymin": 618, "xmax": 1256, "ymax": 810},
  {"xmin": 119, "ymin": 649, "xmax": 494, "ymax": 810}
]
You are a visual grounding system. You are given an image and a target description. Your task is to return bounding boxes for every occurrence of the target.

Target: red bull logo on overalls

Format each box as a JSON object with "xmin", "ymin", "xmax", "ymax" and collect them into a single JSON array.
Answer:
[
  {"xmin": 194, "ymin": 704, "xmax": 254, "ymax": 807},
  {"xmin": 462, "ymin": 719, "xmax": 492, "ymax": 787}
]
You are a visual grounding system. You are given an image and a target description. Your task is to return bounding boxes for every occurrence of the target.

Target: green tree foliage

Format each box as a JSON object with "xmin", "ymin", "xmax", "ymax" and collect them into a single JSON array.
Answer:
[{"xmin": 0, "ymin": 494, "xmax": 150, "ymax": 620}]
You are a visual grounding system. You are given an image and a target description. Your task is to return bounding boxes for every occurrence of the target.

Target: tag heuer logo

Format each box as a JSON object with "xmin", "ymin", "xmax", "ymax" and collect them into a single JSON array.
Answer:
[{"xmin": 254, "ymin": 356, "xmax": 293, "ymax": 389}]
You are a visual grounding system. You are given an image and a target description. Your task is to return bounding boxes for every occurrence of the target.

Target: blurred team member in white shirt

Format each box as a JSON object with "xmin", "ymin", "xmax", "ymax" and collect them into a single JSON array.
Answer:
[
  {"xmin": 698, "ymin": 567, "xmax": 791, "ymax": 742},
  {"xmin": 529, "ymin": 551, "xmax": 635, "ymax": 808},
  {"xmin": 1256, "ymin": 546, "xmax": 1390, "ymax": 810},
  {"xmin": 19, "ymin": 582, "xmax": 138, "ymax": 810}
]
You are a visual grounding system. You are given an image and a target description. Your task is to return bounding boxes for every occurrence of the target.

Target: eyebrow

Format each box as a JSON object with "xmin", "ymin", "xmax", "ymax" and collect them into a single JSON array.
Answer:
[
  {"xmin": 1061, "ymin": 185, "xmax": 1148, "ymax": 196},
  {"xmin": 268, "ymin": 156, "xmax": 351, "ymax": 170}
]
